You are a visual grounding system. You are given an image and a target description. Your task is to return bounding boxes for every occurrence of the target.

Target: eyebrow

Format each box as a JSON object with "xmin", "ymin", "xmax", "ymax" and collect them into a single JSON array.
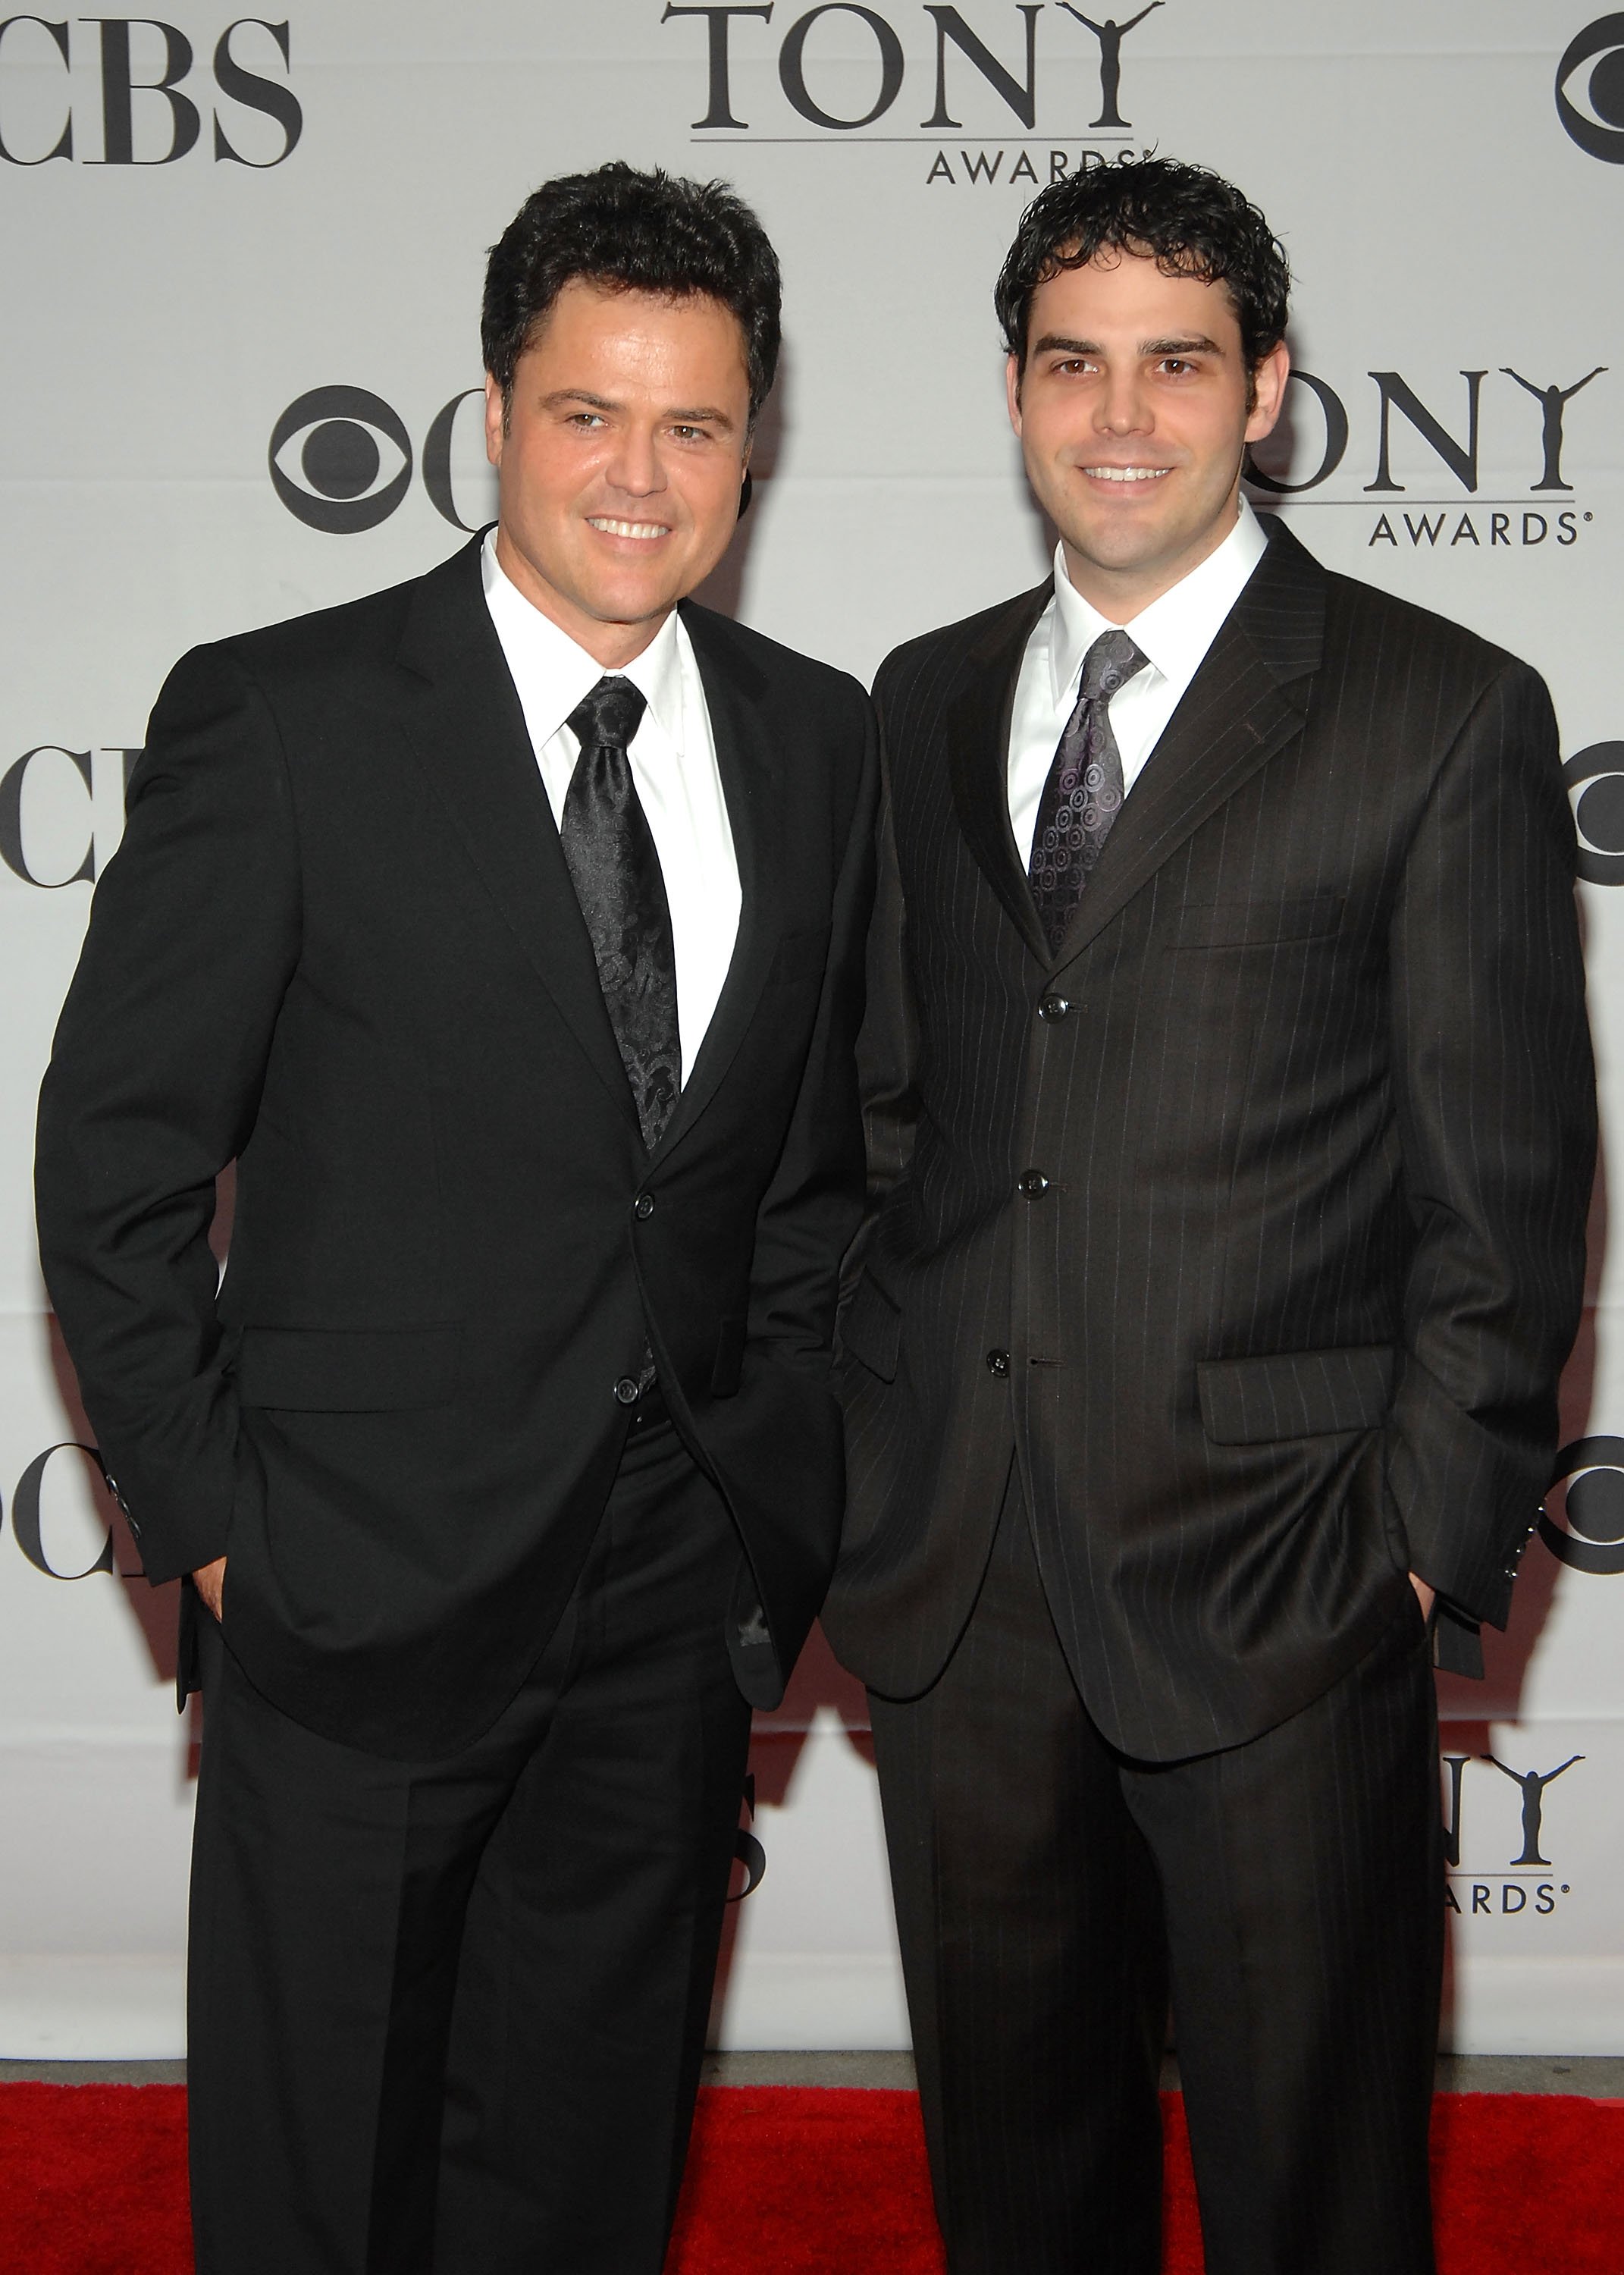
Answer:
[
  {"xmin": 1029, "ymin": 332, "xmax": 1227, "ymax": 359},
  {"xmin": 1144, "ymin": 334, "xmax": 1225, "ymax": 356},
  {"xmin": 541, "ymin": 387, "xmax": 738, "ymax": 431}
]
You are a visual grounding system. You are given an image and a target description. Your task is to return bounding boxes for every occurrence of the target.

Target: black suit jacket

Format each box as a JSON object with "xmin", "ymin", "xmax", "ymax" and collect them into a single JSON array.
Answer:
[
  {"xmin": 824, "ymin": 517, "xmax": 1594, "ymax": 1761},
  {"xmin": 36, "ymin": 535, "xmax": 878, "ymax": 1758}
]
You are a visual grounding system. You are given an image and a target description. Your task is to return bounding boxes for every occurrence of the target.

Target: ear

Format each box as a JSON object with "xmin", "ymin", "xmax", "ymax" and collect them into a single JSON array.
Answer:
[
  {"xmin": 1005, "ymin": 352, "xmax": 1024, "ymax": 438},
  {"xmin": 483, "ymin": 371, "xmax": 506, "ymax": 469},
  {"xmin": 1244, "ymin": 340, "xmax": 1291, "ymax": 446}
]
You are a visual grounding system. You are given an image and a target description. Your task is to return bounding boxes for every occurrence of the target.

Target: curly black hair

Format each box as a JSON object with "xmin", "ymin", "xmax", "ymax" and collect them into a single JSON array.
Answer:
[
  {"xmin": 995, "ymin": 158, "xmax": 1290, "ymax": 375},
  {"xmin": 482, "ymin": 162, "xmax": 781, "ymax": 422}
]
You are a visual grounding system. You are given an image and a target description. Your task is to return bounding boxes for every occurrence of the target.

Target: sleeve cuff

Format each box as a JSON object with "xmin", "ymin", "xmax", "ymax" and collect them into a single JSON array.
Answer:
[{"xmin": 1431, "ymin": 1600, "xmax": 1484, "ymax": 1679}]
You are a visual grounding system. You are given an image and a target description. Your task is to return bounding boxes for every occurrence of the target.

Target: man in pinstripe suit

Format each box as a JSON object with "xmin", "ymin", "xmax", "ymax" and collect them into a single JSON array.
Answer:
[{"xmin": 824, "ymin": 160, "xmax": 1594, "ymax": 2273}]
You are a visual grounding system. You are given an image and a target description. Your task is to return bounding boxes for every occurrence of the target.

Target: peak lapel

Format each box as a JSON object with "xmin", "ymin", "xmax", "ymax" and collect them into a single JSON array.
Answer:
[
  {"xmin": 1049, "ymin": 516, "xmax": 1327, "ymax": 971},
  {"xmin": 651, "ymin": 603, "xmax": 778, "ymax": 1160},
  {"xmin": 946, "ymin": 582, "xmax": 1053, "ymax": 966},
  {"xmin": 393, "ymin": 538, "xmax": 641, "ymax": 1139}
]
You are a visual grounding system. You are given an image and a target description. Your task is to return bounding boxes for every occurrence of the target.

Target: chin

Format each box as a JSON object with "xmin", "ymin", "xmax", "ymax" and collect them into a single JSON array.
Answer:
[
  {"xmin": 1069, "ymin": 529, "xmax": 1168, "ymax": 575},
  {"xmin": 583, "ymin": 578, "xmax": 676, "ymax": 624}
]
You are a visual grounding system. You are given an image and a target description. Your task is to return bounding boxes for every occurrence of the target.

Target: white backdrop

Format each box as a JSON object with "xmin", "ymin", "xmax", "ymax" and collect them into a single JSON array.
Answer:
[{"xmin": 0, "ymin": 0, "xmax": 1619, "ymax": 2057}]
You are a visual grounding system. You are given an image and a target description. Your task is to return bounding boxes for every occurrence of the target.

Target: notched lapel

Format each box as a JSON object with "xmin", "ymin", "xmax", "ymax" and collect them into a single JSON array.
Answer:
[
  {"xmin": 654, "ymin": 604, "xmax": 781, "ymax": 1159},
  {"xmin": 1051, "ymin": 518, "xmax": 1328, "ymax": 970},
  {"xmin": 394, "ymin": 540, "xmax": 641, "ymax": 1138},
  {"xmin": 946, "ymin": 583, "xmax": 1052, "ymax": 965}
]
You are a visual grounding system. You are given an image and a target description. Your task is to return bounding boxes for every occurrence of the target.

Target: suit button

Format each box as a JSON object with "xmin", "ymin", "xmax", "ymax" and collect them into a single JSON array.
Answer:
[
  {"xmin": 1017, "ymin": 1170, "xmax": 1049, "ymax": 1197},
  {"xmin": 634, "ymin": 1193, "xmax": 656, "ymax": 1220},
  {"xmin": 986, "ymin": 1349, "xmax": 1011, "ymax": 1377},
  {"xmin": 1037, "ymin": 995, "xmax": 1071, "ymax": 1021},
  {"xmin": 613, "ymin": 1376, "xmax": 641, "ymax": 1405}
]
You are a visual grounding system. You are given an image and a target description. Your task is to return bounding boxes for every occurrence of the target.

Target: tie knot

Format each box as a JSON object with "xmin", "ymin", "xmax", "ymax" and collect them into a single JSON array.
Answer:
[
  {"xmin": 1080, "ymin": 629, "xmax": 1147, "ymax": 703},
  {"xmin": 567, "ymin": 674, "xmax": 647, "ymax": 754}
]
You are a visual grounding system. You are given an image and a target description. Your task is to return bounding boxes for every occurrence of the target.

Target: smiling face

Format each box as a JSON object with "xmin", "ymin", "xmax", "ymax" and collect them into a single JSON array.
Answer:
[
  {"xmin": 1007, "ymin": 248, "xmax": 1288, "ymax": 620},
  {"xmin": 484, "ymin": 278, "xmax": 753, "ymax": 667}
]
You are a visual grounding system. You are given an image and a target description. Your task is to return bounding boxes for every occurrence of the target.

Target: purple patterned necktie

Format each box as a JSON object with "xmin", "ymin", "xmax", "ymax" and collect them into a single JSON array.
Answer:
[
  {"xmin": 560, "ymin": 676, "xmax": 680, "ymax": 1152},
  {"xmin": 1027, "ymin": 629, "xmax": 1148, "ymax": 957}
]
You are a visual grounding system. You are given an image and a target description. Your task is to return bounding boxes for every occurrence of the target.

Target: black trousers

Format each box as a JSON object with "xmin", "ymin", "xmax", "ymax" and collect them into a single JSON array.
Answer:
[
  {"xmin": 868, "ymin": 1472, "xmax": 1444, "ymax": 2275},
  {"xmin": 187, "ymin": 1417, "xmax": 753, "ymax": 2275}
]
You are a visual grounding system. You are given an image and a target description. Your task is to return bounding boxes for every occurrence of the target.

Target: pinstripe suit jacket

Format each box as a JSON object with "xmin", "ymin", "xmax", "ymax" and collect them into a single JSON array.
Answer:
[{"xmin": 824, "ymin": 516, "xmax": 1594, "ymax": 1760}]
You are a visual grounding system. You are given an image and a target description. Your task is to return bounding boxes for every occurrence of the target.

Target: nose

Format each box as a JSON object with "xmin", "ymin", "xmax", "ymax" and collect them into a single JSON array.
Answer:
[
  {"xmin": 603, "ymin": 420, "xmax": 667, "ymax": 501},
  {"xmin": 1094, "ymin": 365, "xmax": 1152, "ymax": 437}
]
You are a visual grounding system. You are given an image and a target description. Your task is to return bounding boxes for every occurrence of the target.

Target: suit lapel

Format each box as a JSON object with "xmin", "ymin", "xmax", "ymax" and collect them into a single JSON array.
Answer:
[
  {"xmin": 1050, "ymin": 516, "xmax": 1325, "ymax": 969},
  {"xmin": 945, "ymin": 582, "xmax": 1053, "ymax": 965},
  {"xmin": 654, "ymin": 601, "xmax": 780, "ymax": 1159},
  {"xmin": 393, "ymin": 537, "xmax": 642, "ymax": 1138}
]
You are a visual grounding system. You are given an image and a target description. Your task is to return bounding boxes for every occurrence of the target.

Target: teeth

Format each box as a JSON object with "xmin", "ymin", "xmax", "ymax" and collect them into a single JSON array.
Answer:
[
  {"xmin": 1086, "ymin": 466, "xmax": 1169, "ymax": 483},
  {"xmin": 588, "ymin": 516, "xmax": 669, "ymax": 539}
]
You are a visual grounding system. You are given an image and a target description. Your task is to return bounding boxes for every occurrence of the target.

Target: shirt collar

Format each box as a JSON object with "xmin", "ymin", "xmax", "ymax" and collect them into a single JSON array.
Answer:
[
  {"xmin": 481, "ymin": 527, "xmax": 685, "ymax": 748},
  {"xmin": 1048, "ymin": 497, "xmax": 1269, "ymax": 707}
]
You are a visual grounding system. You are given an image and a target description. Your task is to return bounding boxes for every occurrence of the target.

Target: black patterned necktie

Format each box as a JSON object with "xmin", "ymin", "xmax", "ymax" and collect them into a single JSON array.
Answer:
[
  {"xmin": 1027, "ymin": 629, "xmax": 1149, "ymax": 958},
  {"xmin": 559, "ymin": 676, "xmax": 680, "ymax": 1153}
]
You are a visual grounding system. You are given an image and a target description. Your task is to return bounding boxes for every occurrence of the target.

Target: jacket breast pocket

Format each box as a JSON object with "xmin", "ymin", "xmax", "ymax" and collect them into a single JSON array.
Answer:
[
  {"xmin": 838, "ymin": 1273, "xmax": 901, "ymax": 1384},
  {"xmin": 1167, "ymin": 893, "xmax": 1343, "ymax": 951},
  {"xmin": 234, "ymin": 1324, "xmax": 462, "ymax": 1411},
  {"xmin": 1197, "ymin": 1345, "xmax": 1396, "ymax": 1444}
]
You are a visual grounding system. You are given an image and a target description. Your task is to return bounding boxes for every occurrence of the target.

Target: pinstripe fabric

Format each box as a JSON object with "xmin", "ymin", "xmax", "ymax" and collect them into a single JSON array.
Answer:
[
  {"xmin": 870, "ymin": 1470, "xmax": 1441, "ymax": 2275},
  {"xmin": 827, "ymin": 516, "xmax": 1595, "ymax": 1762},
  {"xmin": 869, "ymin": 1473, "xmax": 1168, "ymax": 2275}
]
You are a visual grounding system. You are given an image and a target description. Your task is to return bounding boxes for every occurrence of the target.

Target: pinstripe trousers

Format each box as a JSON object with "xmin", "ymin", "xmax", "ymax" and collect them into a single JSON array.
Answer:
[{"xmin": 868, "ymin": 1467, "xmax": 1443, "ymax": 2275}]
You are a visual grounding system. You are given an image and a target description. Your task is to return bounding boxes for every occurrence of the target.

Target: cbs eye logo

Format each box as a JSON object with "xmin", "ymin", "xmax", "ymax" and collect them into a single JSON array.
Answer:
[
  {"xmin": 1564, "ymin": 744, "xmax": 1624, "ymax": 884},
  {"xmin": 1557, "ymin": 15, "xmax": 1624, "ymax": 159},
  {"xmin": 1542, "ymin": 1439, "xmax": 1624, "ymax": 1574},
  {"xmin": 269, "ymin": 384, "xmax": 488, "ymax": 534}
]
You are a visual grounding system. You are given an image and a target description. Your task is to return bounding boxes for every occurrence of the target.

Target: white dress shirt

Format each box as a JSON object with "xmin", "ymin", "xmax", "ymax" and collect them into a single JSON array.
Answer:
[
  {"xmin": 481, "ymin": 530, "xmax": 741, "ymax": 1078},
  {"xmin": 1007, "ymin": 500, "xmax": 1269, "ymax": 866}
]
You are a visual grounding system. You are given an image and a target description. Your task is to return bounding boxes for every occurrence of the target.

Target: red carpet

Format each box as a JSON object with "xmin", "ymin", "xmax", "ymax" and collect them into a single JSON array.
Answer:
[{"xmin": 0, "ymin": 2084, "xmax": 1619, "ymax": 2271}]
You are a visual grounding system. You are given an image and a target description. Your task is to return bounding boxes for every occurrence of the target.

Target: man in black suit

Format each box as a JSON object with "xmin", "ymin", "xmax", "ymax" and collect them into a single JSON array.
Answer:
[
  {"xmin": 825, "ymin": 160, "xmax": 1594, "ymax": 2273},
  {"xmin": 36, "ymin": 163, "xmax": 875, "ymax": 2275}
]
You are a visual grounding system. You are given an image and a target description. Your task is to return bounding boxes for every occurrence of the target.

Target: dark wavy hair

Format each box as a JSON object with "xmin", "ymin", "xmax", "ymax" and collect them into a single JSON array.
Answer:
[
  {"xmin": 482, "ymin": 162, "xmax": 781, "ymax": 422},
  {"xmin": 995, "ymin": 158, "xmax": 1290, "ymax": 379}
]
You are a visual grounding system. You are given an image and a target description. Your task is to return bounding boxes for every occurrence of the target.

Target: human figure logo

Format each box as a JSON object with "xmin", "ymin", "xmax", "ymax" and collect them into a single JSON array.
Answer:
[
  {"xmin": 1057, "ymin": 2, "xmax": 1162, "ymax": 130},
  {"xmin": 1484, "ymin": 1756, "xmax": 1585, "ymax": 1869},
  {"xmin": 1440, "ymin": 1751, "xmax": 1585, "ymax": 1918},
  {"xmin": 1499, "ymin": 367, "xmax": 1607, "ymax": 489}
]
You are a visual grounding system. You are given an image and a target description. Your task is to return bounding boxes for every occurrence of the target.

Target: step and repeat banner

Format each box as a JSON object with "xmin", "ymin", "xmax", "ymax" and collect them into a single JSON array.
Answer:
[{"xmin": 0, "ymin": 0, "xmax": 1619, "ymax": 2056}]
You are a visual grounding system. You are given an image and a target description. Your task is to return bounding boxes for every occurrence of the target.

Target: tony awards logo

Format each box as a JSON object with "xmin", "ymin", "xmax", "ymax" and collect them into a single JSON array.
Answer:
[
  {"xmin": 1441, "ymin": 1750, "xmax": 1586, "ymax": 1919},
  {"xmin": 1245, "ymin": 361, "xmax": 1607, "ymax": 556},
  {"xmin": 660, "ymin": 1, "xmax": 1168, "ymax": 184}
]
